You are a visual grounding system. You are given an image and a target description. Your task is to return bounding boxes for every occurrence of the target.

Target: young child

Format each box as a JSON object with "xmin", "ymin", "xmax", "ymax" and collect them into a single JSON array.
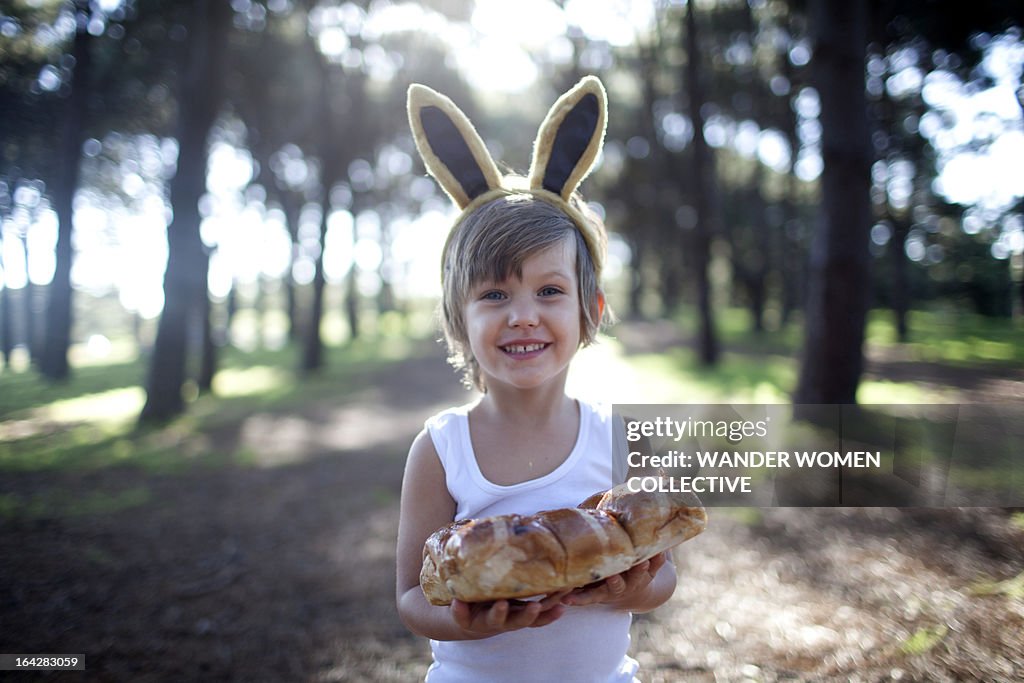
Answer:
[{"xmin": 396, "ymin": 77, "xmax": 676, "ymax": 682}]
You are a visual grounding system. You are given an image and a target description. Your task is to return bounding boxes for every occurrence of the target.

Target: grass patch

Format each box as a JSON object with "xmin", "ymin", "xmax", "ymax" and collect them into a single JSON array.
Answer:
[
  {"xmin": 0, "ymin": 335, "xmax": 436, "ymax": 475},
  {"xmin": 674, "ymin": 305, "xmax": 1023, "ymax": 367},
  {"xmin": 660, "ymin": 305, "xmax": 1021, "ymax": 405},
  {"xmin": 672, "ymin": 306, "xmax": 803, "ymax": 355},
  {"xmin": 900, "ymin": 625, "xmax": 948, "ymax": 655},
  {"xmin": 587, "ymin": 305, "xmax": 992, "ymax": 405},
  {"xmin": 627, "ymin": 347, "xmax": 796, "ymax": 403},
  {"xmin": 867, "ymin": 308, "xmax": 1024, "ymax": 365},
  {"xmin": 623, "ymin": 344, "xmax": 942, "ymax": 405},
  {"xmin": 0, "ymin": 358, "xmax": 146, "ymax": 419},
  {"xmin": 715, "ymin": 507, "xmax": 763, "ymax": 526},
  {"xmin": 969, "ymin": 572, "xmax": 1024, "ymax": 599},
  {"xmin": 0, "ymin": 486, "xmax": 151, "ymax": 520}
]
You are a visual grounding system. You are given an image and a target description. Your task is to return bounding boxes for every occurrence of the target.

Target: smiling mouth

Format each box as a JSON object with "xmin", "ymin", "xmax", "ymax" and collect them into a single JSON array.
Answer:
[{"xmin": 501, "ymin": 343, "xmax": 549, "ymax": 354}]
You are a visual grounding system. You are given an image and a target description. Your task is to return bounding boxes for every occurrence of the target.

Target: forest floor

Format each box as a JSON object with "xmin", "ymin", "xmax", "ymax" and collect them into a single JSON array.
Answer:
[{"xmin": 1, "ymin": 322, "xmax": 1023, "ymax": 682}]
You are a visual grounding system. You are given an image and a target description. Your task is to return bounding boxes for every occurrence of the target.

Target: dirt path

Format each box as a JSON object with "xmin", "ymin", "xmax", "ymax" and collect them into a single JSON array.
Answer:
[
  {"xmin": 636, "ymin": 507, "xmax": 1024, "ymax": 683},
  {"xmin": 0, "ymin": 346, "xmax": 468, "ymax": 683},
  {"xmin": 1, "ymin": 333, "xmax": 1022, "ymax": 682}
]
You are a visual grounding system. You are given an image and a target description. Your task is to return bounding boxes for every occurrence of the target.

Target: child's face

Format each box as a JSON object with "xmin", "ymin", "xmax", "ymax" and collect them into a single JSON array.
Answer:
[{"xmin": 464, "ymin": 236, "xmax": 585, "ymax": 393}]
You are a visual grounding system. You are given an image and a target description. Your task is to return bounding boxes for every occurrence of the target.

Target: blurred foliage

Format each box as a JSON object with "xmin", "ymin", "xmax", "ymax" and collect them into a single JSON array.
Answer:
[{"xmin": 0, "ymin": 0, "xmax": 1021, "ymax": 414}]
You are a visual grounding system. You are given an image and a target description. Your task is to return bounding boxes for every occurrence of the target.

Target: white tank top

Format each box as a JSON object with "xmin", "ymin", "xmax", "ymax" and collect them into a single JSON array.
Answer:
[{"xmin": 423, "ymin": 399, "xmax": 639, "ymax": 683}]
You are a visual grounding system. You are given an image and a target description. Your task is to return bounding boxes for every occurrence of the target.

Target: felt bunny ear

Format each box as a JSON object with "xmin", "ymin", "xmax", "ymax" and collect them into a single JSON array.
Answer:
[
  {"xmin": 407, "ymin": 84, "xmax": 502, "ymax": 210},
  {"xmin": 528, "ymin": 76, "xmax": 608, "ymax": 201}
]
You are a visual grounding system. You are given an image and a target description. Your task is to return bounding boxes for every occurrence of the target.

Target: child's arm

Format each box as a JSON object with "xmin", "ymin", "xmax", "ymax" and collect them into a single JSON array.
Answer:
[{"xmin": 395, "ymin": 429, "xmax": 567, "ymax": 640}]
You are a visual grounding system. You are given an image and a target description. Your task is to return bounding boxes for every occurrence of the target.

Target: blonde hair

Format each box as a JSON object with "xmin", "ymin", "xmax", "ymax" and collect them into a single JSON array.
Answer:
[{"xmin": 440, "ymin": 193, "xmax": 611, "ymax": 391}]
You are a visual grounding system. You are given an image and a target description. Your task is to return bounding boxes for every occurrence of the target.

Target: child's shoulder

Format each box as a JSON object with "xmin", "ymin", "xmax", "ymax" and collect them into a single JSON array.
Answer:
[
  {"xmin": 576, "ymin": 396, "xmax": 614, "ymax": 424},
  {"xmin": 423, "ymin": 400, "xmax": 478, "ymax": 432}
]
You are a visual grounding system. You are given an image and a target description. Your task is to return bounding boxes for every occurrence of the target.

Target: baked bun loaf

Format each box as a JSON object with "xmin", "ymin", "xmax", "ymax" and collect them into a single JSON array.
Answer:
[
  {"xmin": 590, "ymin": 486, "xmax": 706, "ymax": 560},
  {"xmin": 420, "ymin": 518, "xmax": 471, "ymax": 606},
  {"xmin": 420, "ymin": 483, "xmax": 706, "ymax": 605}
]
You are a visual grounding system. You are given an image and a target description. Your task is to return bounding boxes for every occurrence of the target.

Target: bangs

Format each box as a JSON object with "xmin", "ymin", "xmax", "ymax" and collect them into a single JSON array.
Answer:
[
  {"xmin": 463, "ymin": 225, "xmax": 574, "ymax": 290},
  {"xmin": 449, "ymin": 195, "xmax": 577, "ymax": 292}
]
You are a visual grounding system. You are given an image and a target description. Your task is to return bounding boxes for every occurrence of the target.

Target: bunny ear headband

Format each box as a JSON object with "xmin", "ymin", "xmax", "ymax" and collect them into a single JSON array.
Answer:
[{"xmin": 407, "ymin": 76, "xmax": 608, "ymax": 278}]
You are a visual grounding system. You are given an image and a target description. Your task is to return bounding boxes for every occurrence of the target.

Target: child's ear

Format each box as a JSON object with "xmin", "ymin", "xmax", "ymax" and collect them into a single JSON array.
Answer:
[
  {"xmin": 407, "ymin": 84, "xmax": 502, "ymax": 209},
  {"xmin": 528, "ymin": 76, "xmax": 608, "ymax": 202}
]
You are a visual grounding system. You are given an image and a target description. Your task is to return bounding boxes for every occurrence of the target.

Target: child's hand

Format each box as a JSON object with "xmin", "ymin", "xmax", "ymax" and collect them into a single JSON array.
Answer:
[
  {"xmin": 450, "ymin": 590, "xmax": 569, "ymax": 637},
  {"xmin": 560, "ymin": 552, "xmax": 668, "ymax": 609}
]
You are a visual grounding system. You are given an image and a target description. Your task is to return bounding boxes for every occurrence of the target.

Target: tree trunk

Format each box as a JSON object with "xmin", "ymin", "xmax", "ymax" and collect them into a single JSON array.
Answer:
[
  {"xmin": 345, "ymin": 265, "xmax": 360, "ymax": 342},
  {"xmin": 253, "ymin": 275, "xmax": 266, "ymax": 348},
  {"xmin": 628, "ymin": 237, "xmax": 644, "ymax": 318},
  {"xmin": 868, "ymin": 8, "xmax": 912, "ymax": 344},
  {"xmin": 740, "ymin": 0, "xmax": 768, "ymax": 335},
  {"xmin": 794, "ymin": 0, "xmax": 873, "ymax": 406},
  {"xmin": 659, "ymin": 249, "xmax": 684, "ymax": 316},
  {"xmin": 1019, "ymin": 264, "xmax": 1024, "ymax": 320},
  {"xmin": 343, "ymin": 191, "xmax": 362, "ymax": 343},
  {"xmin": 280, "ymin": 191, "xmax": 301, "ymax": 343},
  {"xmin": 0, "ymin": 261, "xmax": 11, "ymax": 369},
  {"xmin": 747, "ymin": 166, "xmax": 769, "ymax": 334},
  {"xmin": 891, "ymin": 218, "xmax": 910, "ymax": 342},
  {"xmin": 40, "ymin": 0, "xmax": 91, "ymax": 382},
  {"xmin": 21, "ymin": 238, "xmax": 37, "ymax": 367},
  {"xmin": 225, "ymin": 282, "xmax": 238, "ymax": 345},
  {"xmin": 779, "ymin": 22, "xmax": 804, "ymax": 327},
  {"xmin": 197, "ymin": 286, "xmax": 216, "ymax": 393},
  {"xmin": 635, "ymin": 38, "xmax": 661, "ymax": 320},
  {"xmin": 301, "ymin": 229, "xmax": 326, "ymax": 372},
  {"xmin": 1018, "ymin": 230, "xmax": 1024, "ymax": 319},
  {"xmin": 377, "ymin": 221, "xmax": 395, "ymax": 315},
  {"xmin": 140, "ymin": 0, "xmax": 231, "ymax": 422},
  {"xmin": 300, "ymin": 38, "xmax": 345, "ymax": 372},
  {"xmin": 131, "ymin": 310, "xmax": 142, "ymax": 351},
  {"xmin": 684, "ymin": 1, "xmax": 719, "ymax": 365}
]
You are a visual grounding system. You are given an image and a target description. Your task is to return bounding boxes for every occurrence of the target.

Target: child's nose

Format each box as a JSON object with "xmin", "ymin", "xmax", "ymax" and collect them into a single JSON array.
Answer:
[{"xmin": 507, "ymin": 299, "xmax": 539, "ymax": 328}]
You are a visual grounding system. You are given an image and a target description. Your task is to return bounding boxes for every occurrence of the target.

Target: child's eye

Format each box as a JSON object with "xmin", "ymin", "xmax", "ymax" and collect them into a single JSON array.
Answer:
[
  {"xmin": 480, "ymin": 290, "xmax": 506, "ymax": 301},
  {"xmin": 539, "ymin": 286, "xmax": 564, "ymax": 297}
]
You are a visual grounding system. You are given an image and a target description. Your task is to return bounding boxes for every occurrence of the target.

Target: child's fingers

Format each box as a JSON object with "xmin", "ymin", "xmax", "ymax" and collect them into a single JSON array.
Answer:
[
  {"xmin": 627, "ymin": 560, "xmax": 656, "ymax": 592},
  {"xmin": 605, "ymin": 574, "xmax": 627, "ymax": 598},
  {"xmin": 630, "ymin": 559, "xmax": 651, "ymax": 578},
  {"xmin": 537, "ymin": 590, "xmax": 571, "ymax": 610},
  {"xmin": 563, "ymin": 559, "xmax": 656, "ymax": 607},
  {"xmin": 647, "ymin": 551, "xmax": 667, "ymax": 576},
  {"xmin": 615, "ymin": 560, "xmax": 650, "ymax": 592},
  {"xmin": 483, "ymin": 600, "xmax": 510, "ymax": 629},
  {"xmin": 450, "ymin": 599, "xmax": 472, "ymax": 629},
  {"xmin": 452, "ymin": 599, "xmax": 509, "ymax": 634},
  {"xmin": 561, "ymin": 581, "xmax": 610, "ymax": 607},
  {"xmin": 511, "ymin": 600, "xmax": 546, "ymax": 627},
  {"xmin": 453, "ymin": 593, "xmax": 569, "ymax": 634}
]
